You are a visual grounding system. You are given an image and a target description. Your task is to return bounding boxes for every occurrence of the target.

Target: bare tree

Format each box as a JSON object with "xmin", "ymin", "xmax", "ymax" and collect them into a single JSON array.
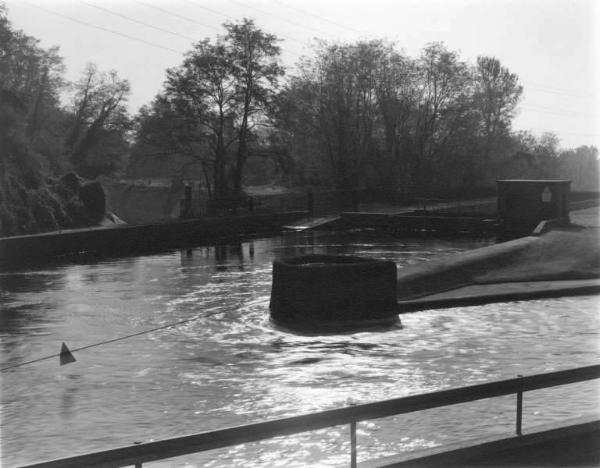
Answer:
[{"xmin": 66, "ymin": 63, "xmax": 131, "ymax": 175}]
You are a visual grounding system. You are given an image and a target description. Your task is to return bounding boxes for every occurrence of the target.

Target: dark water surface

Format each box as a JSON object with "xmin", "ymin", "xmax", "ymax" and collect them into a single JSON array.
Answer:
[{"xmin": 1, "ymin": 229, "xmax": 598, "ymax": 467}]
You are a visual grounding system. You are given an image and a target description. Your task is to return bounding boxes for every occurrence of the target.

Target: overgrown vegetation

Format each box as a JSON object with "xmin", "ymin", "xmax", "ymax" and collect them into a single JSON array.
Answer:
[
  {"xmin": 0, "ymin": 5, "xmax": 130, "ymax": 235},
  {"xmin": 1, "ymin": 6, "xmax": 598, "ymax": 235}
]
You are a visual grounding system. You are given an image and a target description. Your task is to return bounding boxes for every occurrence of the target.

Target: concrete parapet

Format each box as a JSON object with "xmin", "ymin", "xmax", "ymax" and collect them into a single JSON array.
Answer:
[
  {"xmin": 0, "ymin": 212, "xmax": 305, "ymax": 264},
  {"xmin": 341, "ymin": 213, "xmax": 495, "ymax": 234}
]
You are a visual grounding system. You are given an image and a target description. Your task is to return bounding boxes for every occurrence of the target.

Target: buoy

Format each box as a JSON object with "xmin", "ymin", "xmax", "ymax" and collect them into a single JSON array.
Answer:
[{"xmin": 59, "ymin": 342, "xmax": 76, "ymax": 365}]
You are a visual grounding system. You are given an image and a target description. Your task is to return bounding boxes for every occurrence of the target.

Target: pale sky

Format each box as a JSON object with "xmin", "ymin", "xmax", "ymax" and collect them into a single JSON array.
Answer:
[{"xmin": 5, "ymin": 0, "xmax": 600, "ymax": 150}]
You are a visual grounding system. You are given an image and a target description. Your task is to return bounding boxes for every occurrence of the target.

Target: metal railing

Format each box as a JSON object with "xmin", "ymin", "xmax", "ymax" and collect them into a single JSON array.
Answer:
[{"xmin": 21, "ymin": 364, "xmax": 600, "ymax": 468}]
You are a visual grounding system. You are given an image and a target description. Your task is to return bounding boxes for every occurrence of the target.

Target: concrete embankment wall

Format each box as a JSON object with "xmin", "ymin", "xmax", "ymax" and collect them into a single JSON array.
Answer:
[
  {"xmin": 396, "ymin": 236, "xmax": 539, "ymax": 299},
  {"xmin": 104, "ymin": 181, "xmax": 185, "ymax": 224},
  {"xmin": 396, "ymin": 227, "xmax": 600, "ymax": 300},
  {"xmin": 0, "ymin": 212, "xmax": 304, "ymax": 264}
]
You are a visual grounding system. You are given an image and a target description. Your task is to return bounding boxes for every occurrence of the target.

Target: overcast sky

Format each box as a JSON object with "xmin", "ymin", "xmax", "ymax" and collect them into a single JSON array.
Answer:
[{"xmin": 5, "ymin": 0, "xmax": 600, "ymax": 150}]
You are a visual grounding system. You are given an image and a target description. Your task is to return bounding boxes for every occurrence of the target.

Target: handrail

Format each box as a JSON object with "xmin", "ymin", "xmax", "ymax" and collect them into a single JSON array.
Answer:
[{"xmin": 20, "ymin": 363, "xmax": 600, "ymax": 468}]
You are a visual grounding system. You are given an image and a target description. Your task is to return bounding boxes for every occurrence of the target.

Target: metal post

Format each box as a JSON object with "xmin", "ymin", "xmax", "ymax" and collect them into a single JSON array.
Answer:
[
  {"xmin": 134, "ymin": 441, "xmax": 143, "ymax": 467},
  {"xmin": 350, "ymin": 421, "xmax": 357, "ymax": 468},
  {"xmin": 516, "ymin": 375, "xmax": 523, "ymax": 436}
]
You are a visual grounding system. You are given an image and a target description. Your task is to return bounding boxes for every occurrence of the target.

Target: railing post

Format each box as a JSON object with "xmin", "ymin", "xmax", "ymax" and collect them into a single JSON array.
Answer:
[
  {"xmin": 350, "ymin": 421, "xmax": 357, "ymax": 468},
  {"xmin": 17, "ymin": 365, "xmax": 600, "ymax": 468},
  {"xmin": 516, "ymin": 374, "xmax": 523, "ymax": 436},
  {"xmin": 134, "ymin": 441, "xmax": 142, "ymax": 467}
]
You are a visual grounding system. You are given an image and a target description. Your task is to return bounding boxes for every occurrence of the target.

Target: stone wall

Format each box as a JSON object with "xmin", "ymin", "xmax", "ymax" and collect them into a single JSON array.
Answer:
[
  {"xmin": 103, "ymin": 180, "xmax": 185, "ymax": 224},
  {"xmin": 0, "ymin": 212, "xmax": 305, "ymax": 264}
]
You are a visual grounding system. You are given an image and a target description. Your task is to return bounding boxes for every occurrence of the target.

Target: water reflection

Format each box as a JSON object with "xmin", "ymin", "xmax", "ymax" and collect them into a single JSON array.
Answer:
[
  {"xmin": 177, "ymin": 231, "xmax": 322, "ymax": 272},
  {"xmin": 60, "ymin": 373, "xmax": 82, "ymax": 420},
  {"xmin": 0, "ymin": 270, "xmax": 65, "ymax": 294},
  {"xmin": 179, "ymin": 243, "xmax": 248, "ymax": 271}
]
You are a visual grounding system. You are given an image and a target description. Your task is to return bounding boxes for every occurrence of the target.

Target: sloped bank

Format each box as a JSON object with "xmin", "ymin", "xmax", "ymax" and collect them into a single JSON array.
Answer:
[
  {"xmin": 397, "ymin": 223, "xmax": 600, "ymax": 309},
  {"xmin": 0, "ymin": 172, "xmax": 121, "ymax": 237}
]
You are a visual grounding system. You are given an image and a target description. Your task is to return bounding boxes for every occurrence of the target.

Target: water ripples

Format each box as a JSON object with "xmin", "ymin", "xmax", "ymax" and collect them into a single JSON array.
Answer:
[{"xmin": 1, "ymin": 231, "xmax": 599, "ymax": 467}]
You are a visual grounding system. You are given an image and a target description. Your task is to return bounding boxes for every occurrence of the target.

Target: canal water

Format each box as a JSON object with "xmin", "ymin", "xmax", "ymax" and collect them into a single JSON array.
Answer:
[{"xmin": 1, "ymin": 229, "xmax": 598, "ymax": 467}]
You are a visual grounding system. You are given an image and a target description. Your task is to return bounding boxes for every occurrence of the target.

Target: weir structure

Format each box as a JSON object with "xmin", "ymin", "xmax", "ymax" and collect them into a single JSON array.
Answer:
[
  {"xmin": 18, "ymin": 364, "xmax": 600, "ymax": 468},
  {"xmin": 6, "ymin": 190, "xmax": 599, "ymax": 466}
]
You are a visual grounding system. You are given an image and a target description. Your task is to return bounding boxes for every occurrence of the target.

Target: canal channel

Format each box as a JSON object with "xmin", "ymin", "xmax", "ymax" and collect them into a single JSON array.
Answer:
[{"xmin": 1, "ymin": 229, "xmax": 598, "ymax": 467}]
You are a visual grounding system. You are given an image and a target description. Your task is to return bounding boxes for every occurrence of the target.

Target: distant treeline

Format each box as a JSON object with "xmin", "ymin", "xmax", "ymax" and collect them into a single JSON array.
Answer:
[{"xmin": 1, "ymin": 6, "xmax": 598, "ymax": 235}]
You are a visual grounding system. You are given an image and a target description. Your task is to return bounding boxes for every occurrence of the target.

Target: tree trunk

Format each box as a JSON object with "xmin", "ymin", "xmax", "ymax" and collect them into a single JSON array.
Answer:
[
  {"xmin": 234, "ymin": 89, "xmax": 251, "ymax": 199},
  {"xmin": 233, "ymin": 129, "xmax": 246, "ymax": 198}
]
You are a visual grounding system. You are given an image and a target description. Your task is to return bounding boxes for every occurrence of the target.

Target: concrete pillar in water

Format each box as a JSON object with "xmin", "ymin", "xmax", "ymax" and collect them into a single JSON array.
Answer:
[{"xmin": 270, "ymin": 254, "xmax": 400, "ymax": 333}]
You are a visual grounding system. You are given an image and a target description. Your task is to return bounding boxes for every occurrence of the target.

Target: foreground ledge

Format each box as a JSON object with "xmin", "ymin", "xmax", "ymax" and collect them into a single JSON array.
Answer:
[{"xmin": 361, "ymin": 416, "xmax": 600, "ymax": 467}]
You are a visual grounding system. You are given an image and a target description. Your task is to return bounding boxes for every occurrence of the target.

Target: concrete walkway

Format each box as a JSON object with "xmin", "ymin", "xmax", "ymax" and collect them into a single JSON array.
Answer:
[
  {"xmin": 399, "ymin": 278, "xmax": 600, "ymax": 312},
  {"xmin": 359, "ymin": 197, "xmax": 496, "ymax": 215},
  {"xmin": 570, "ymin": 204, "xmax": 600, "ymax": 227}
]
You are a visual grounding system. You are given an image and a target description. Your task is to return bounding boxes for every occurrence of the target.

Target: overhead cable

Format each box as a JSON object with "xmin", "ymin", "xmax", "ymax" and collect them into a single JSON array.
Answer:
[
  {"xmin": 228, "ymin": 0, "xmax": 332, "ymax": 37},
  {"xmin": 80, "ymin": 0, "xmax": 199, "ymax": 42},
  {"xmin": 272, "ymin": 0, "xmax": 363, "ymax": 35},
  {"xmin": 20, "ymin": 0, "xmax": 182, "ymax": 54},
  {"xmin": 133, "ymin": 0, "xmax": 221, "ymax": 31}
]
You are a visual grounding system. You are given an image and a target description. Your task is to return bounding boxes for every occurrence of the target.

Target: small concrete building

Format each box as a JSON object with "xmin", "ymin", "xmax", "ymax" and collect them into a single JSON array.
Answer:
[{"xmin": 497, "ymin": 179, "xmax": 571, "ymax": 227}]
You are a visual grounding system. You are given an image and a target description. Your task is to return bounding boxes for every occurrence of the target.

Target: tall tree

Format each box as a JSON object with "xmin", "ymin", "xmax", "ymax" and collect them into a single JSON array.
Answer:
[
  {"xmin": 165, "ymin": 40, "xmax": 238, "ymax": 199},
  {"xmin": 374, "ymin": 45, "xmax": 419, "ymax": 190},
  {"xmin": 411, "ymin": 43, "xmax": 472, "ymax": 194},
  {"xmin": 0, "ymin": 5, "xmax": 70, "ymax": 234},
  {"xmin": 224, "ymin": 19, "xmax": 284, "ymax": 196},
  {"xmin": 132, "ymin": 94, "xmax": 214, "ymax": 194},
  {"xmin": 272, "ymin": 72, "xmax": 326, "ymax": 186},
  {"xmin": 157, "ymin": 19, "xmax": 283, "ymax": 200},
  {"xmin": 1, "ymin": 3, "xmax": 65, "ymax": 151},
  {"xmin": 66, "ymin": 63, "xmax": 131, "ymax": 177},
  {"xmin": 473, "ymin": 56, "xmax": 523, "ymax": 166},
  {"xmin": 281, "ymin": 40, "xmax": 383, "ymax": 190}
]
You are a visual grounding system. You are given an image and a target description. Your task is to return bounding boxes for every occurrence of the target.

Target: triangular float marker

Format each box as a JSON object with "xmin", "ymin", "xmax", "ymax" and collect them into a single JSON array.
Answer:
[{"xmin": 59, "ymin": 342, "xmax": 76, "ymax": 366}]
